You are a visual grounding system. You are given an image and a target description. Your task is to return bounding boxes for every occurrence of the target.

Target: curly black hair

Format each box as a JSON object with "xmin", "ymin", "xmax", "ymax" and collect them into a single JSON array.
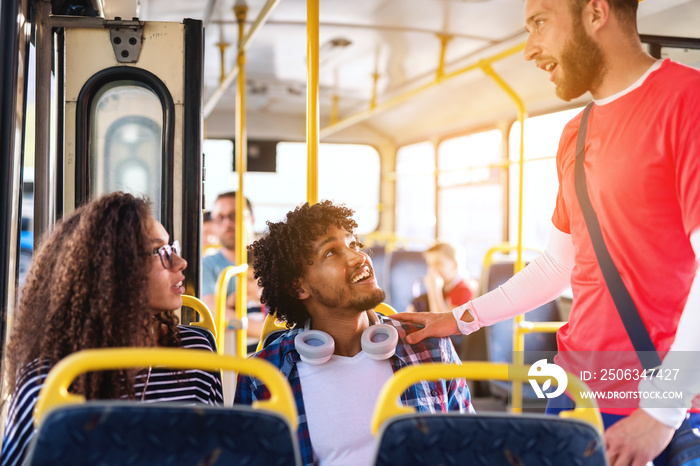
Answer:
[
  {"xmin": 4, "ymin": 192, "xmax": 180, "ymax": 400},
  {"xmin": 248, "ymin": 200, "xmax": 357, "ymax": 327}
]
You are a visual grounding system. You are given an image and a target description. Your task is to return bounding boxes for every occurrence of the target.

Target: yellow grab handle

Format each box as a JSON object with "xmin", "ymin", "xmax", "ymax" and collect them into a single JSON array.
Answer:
[
  {"xmin": 370, "ymin": 362, "xmax": 603, "ymax": 436},
  {"xmin": 181, "ymin": 294, "xmax": 217, "ymax": 340},
  {"xmin": 214, "ymin": 264, "xmax": 248, "ymax": 354},
  {"xmin": 34, "ymin": 347, "xmax": 298, "ymax": 431}
]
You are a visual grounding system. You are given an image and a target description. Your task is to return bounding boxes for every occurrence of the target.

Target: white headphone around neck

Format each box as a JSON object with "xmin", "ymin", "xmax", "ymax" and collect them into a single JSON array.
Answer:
[{"xmin": 294, "ymin": 310, "xmax": 399, "ymax": 365}]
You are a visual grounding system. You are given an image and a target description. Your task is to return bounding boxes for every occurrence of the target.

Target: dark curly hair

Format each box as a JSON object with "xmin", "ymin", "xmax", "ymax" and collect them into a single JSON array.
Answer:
[
  {"xmin": 248, "ymin": 200, "xmax": 357, "ymax": 327},
  {"xmin": 4, "ymin": 192, "xmax": 180, "ymax": 400}
]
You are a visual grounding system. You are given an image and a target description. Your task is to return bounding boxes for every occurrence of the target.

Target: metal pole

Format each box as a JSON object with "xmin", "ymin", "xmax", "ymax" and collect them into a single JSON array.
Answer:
[
  {"xmin": 34, "ymin": 0, "xmax": 53, "ymax": 248},
  {"xmin": 234, "ymin": 2, "xmax": 248, "ymax": 358},
  {"xmin": 306, "ymin": 0, "xmax": 319, "ymax": 205}
]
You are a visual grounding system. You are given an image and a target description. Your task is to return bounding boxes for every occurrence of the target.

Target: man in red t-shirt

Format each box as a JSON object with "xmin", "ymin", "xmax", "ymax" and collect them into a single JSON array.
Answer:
[{"xmin": 391, "ymin": 1, "xmax": 700, "ymax": 465}]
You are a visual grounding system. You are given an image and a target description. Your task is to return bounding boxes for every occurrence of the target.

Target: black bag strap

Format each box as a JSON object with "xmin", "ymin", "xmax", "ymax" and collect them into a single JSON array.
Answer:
[{"xmin": 574, "ymin": 102, "xmax": 662, "ymax": 370}]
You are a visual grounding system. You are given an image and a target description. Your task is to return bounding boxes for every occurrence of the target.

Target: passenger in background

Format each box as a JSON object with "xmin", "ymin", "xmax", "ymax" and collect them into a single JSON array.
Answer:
[
  {"xmin": 0, "ymin": 192, "xmax": 223, "ymax": 466},
  {"xmin": 408, "ymin": 242, "xmax": 477, "ymax": 313},
  {"xmin": 236, "ymin": 201, "xmax": 472, "ymax": 466},
  {"xmin": 200, "ymin": 191, "xmax": 264, "ymax": 347}
]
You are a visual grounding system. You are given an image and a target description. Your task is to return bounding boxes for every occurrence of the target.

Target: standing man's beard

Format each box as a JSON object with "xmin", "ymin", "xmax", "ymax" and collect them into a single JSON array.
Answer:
[{"xmin": 555, "ymin": 18, "xmax": 606, "ymax": 101}]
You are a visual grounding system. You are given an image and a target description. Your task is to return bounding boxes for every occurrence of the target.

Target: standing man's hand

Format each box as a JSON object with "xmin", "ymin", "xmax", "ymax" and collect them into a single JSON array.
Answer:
[
  {"xmin": 604, "ymin": 409, "xmax": 675, "ymax": 466},
  {"xmin": 389, "ymin": 311, "xmax": 459, "ymax": 344}
]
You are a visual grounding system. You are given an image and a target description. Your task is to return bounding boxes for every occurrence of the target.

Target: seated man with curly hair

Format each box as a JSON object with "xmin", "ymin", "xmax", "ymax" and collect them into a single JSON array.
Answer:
[{"xmin": 235, "ymin": 200, "xmax": 472, "ymax": 466}]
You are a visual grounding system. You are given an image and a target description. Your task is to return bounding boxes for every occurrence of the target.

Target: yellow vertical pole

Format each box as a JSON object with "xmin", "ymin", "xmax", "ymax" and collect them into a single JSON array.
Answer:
[
  {"xmin": 479, "ymin": 62, "xmax": 526, "ymax": 413},
  {"xmin": 217, "ymin": 40, "xmax": 230, "ymax": 84},
  {"xmin": 370, "ymin": 72, "xmax": 380, "ymax": 109},
  {"xmin": 234, "ymin": 3, "xmax": 248, "ymax": 357},
  {"xmin": 306, "ymin": 0, "xmax": 319, "ymax": 205},
  {"xmin": 331, "ymin": 95, "xmax": 339, "ymax": 125},
  {"xmin": 436, "ymin": 34, "xmax": 451, "ymax": 81}
]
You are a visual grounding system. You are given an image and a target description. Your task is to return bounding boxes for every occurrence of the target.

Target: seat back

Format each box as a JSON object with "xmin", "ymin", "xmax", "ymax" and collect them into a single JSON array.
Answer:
[
  {"xmin": 26, "ymin": 403, "xmax": 298, "ymax": 466},
  {"xmin": 482, "ymin": 260, "xmax": 559, "ymax": 400},
  {"xmin": 373, "ymin": 413, "xmax": 605, "ymax": 466},
  {"xmin": 181, "ymin": 294, "xmax": 217, "ymax": 341},
  {"xmin": 371, "ymin": 362, "xmax": 606, "ymax": 466},
  {"xmin": 25, "ymin": 348, "xmax": 301, "ymax": 466},
  {"xmin": 367, "ymin": 244, "xmax": 387, "ymax": 291},
  {"xmin": 385, "ymin": 249, "xmax": 427, "ymax": 312}
]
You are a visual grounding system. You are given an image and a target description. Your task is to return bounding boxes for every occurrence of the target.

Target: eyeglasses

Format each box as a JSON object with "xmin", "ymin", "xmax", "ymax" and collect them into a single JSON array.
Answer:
[
  {"xmin": 152, "ymin": 241, "xmax": 181, "ymax": 269},
  {"xmin": 212, "ymin": 211, "xmax": 252, "ymax": 224}
]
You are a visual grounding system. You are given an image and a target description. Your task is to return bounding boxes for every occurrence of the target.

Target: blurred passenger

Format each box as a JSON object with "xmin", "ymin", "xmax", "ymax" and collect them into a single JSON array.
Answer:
[
  {"xmin": 236, "ymin": 201, "xmax": 472, "ymax": 466},
  {"xmin": 200, "ymin": 191, "xmax": 263, "ymax": 347},
  {"xmin": 408, "ymin": 242, "xmax": 477, "ymax": 313},
  {"xmin": 0, "ymin": 192, "xmax": 223, "ymax": 466}
]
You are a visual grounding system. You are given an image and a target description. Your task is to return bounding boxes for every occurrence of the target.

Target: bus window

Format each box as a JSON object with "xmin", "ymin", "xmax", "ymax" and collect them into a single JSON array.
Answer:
[
  {"xmin": 203, "ymin": 140, "xmax": 380, "ymax": 235},
  {"xmin": 90, "ymin": 82, "xmax": 163, "ymax": 219},
  {"xmin": 508, "ymin": 108, "xmax": 584, "ymax": 252},
  {"xmin": 395, "ymin": 141, "xmax": 435, "ymax": 245},
  {"xmin": 437, "ymin": 129, "xmax": 503, "ymax": 277}
]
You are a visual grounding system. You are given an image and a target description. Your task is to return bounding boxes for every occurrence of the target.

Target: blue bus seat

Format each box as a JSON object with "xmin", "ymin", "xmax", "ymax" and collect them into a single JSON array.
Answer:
[
  {"xmin": 367, "ymin": 244, "xmax": 387, "ymax": 290},
  {"xmin": 25, "ymin": 402, "xmax": 299, "ymax": 466},
  {"xmin": 373, "ymin": 412, "xmax": 605, "ymax": 466},
  {"xmin": 24, "ymin": 348, "xmax": 302, "ymax": 466},
  {"xmin": 385, "ymin": 249, "xmax": 427, "ymax": 313},
  {"xmin": 371, "ymin": 362, "xmax": 606, "ymax": 466},
  {"xmin": 482, "ymin": 261, "xmax": 559, "ymax": 402}
]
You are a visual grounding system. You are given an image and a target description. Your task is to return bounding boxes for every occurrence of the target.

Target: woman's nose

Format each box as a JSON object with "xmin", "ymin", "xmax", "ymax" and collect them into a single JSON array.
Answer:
[{"xmin": 173, "ymin": 253, "xmax": 187, "ymax": 271}]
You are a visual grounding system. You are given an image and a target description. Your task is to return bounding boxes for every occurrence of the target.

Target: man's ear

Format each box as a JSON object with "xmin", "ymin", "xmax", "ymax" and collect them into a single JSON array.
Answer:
[
  {"xmin": 294, "ymin": 279, "xmax": 310, "ymax": 300},
  {"xmin": 585, "ymin": 0, "xmax": 610, "ymax": 33}
]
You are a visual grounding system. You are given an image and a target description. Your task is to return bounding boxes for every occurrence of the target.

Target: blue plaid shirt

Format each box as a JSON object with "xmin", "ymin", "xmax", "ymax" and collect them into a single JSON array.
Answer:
[{"xmin": 235, "ymin": 316, "xmax": 472, "ymax": 466}]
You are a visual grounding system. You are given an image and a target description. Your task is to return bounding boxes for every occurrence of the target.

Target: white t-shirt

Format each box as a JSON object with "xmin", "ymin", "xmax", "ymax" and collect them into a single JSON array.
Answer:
[{"xmin": 297, "ymin": 352, "xmax": 394, "ymax": 465}]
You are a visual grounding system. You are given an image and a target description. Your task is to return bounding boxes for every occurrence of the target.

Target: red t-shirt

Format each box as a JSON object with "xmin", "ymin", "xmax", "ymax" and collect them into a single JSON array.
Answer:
[
  {"xmin": 551, "ymin": 60, "xmax": 700, "ymax": 412},
  {"xmin": 444, "ymin": 277, "xmax": 473, "ymax": 309}
]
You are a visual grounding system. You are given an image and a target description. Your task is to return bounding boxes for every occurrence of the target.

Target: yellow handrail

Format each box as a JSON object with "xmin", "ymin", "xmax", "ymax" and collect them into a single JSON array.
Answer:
[
  {"xmin": 374, "ymin": 302, "xmax": 397, "ymax": 315},
  {"xmin": 181, "ymin": 294, "xmax": 217, "ymax": 340},
  {"xmin": 479, "ymin": 62, "xmax": 528, "ymax": 413},
  {"xmin": 234, "ymin": 3, "xmax": 249, "ymax": 360},
  {"xmin": 306, "ymin": 0, "xmax": 319, "ymax": 204},
  {"xmin": 203, "ymin": 0, "xmax": 282, "ymax": 118},
  {"xmin": 33, "ymin": 347, "xmax": 298, "ymax": 430},
  {"xmin": 255, "ymin": 313, "xmax": 288, "ymax": 353},
  {"xmin": 480, "ymin": 244, "xmax": 566, "ymax": 412},
  {"xmin": 371, "ymin": 362, "xmax": 602, "ymax": 436},
  {"xmin": 320, "ymin": 42, "xmax": 526, "ymax": 139},
  {"xmin": 214, "ymin": 264, "xmax": 249, "ymax": 355}
]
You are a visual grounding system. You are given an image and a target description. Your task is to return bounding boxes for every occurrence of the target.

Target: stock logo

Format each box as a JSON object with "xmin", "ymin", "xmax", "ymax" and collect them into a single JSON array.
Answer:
[{"xmin": 528, "ymin": 359, "xmax": 567, "ymax": 399}]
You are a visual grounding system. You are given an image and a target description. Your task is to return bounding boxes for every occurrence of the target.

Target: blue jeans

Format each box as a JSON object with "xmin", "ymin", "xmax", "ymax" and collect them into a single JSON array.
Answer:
[{"xmin": 546, "ymin": 394, "xmax": 700, "ymax": 465}]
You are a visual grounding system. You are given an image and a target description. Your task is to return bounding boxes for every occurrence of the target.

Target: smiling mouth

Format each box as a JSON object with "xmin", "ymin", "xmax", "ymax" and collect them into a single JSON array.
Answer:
[{"xmin": 351, "ymin": 268, "xmax": 373, "ymax": 284}]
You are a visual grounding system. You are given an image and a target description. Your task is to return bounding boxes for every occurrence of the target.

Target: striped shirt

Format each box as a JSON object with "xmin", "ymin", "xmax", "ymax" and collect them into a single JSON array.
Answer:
[
  {"xmin": 0, "ymin": 326, "xmax": 223, "ymax": 466},
  {"xmin": 235, "ymin": 316, "xmax": 473, "ymax": 466}
]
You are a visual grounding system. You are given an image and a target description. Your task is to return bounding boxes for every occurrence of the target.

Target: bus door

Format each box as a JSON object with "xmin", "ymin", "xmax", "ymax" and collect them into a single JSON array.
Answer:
[{"xmin": 60, "ymin": 17, "xmax": 203, "ymax": 299}]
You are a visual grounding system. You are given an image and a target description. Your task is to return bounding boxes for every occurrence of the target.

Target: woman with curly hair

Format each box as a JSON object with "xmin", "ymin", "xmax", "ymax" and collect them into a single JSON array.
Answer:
[{"xmin": 1, "ymin": 192, "xmax": 223, "ymax": 466}]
